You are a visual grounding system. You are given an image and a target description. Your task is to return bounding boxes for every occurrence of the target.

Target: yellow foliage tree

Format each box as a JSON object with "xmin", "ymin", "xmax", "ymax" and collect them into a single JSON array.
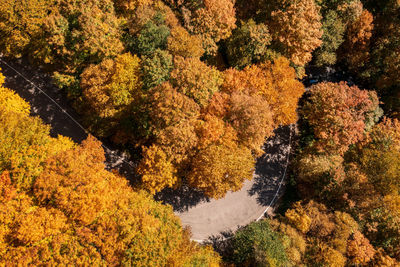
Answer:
[
  {"xmin": 137, "ymin": 144, "xmax": 178, "ymax": 194},
  {"xmin": 171, "ymin": 56, "xmax": 223, "ymax": 107},
  {"xmin": 167, "ymin": 26, "xmax": 204, "ymax": 58},
  {"xmin": 81, "ymin": 53, "xmax": 142, "ymax": 118},
  {"xmin": 269, "ymin": 0, "xmax": 323, "ymax": 66},
  {"xmin": 0, "ymin": 0, "xmax": 53, "ymax": 57},
  {"xmin": 0, "ymin": 71, "xmax": 30, "ymax": 115},
  {"xmin": 0, "ymin": 86, "xmax": 75, "ymax": 191}
]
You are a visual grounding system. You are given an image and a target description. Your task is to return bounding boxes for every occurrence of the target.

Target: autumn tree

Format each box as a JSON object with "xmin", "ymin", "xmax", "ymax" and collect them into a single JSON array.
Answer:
[
  {"xmin": 222, "ymin": 57, "xmax": 304, "ymax": 127},
  {"xmin": 347, "ymin": 231, "xmax": 376, "ymax": 265},
  {"xmin": 226, "ymin": 92, "xmax": 274, "ymax": 156},
  {"xmin": 81, "ymin": 53, "xmax": 142, "ymax": 119},
  {"xmin": 113, "ymin": 0, "xmax": 153, "ymax": 14},
  {"xmin": 188, "ymin": 0, "xmax": 236, "ymax": 55},
  {"xmin": 0, "ymin": 85, "xmax": 75, "ymax": 191},
  {"xmin": 0, "ymin": 72, "xmax": 30, "ymax": 115},
  {"xmin": 147, "ymin": 82, "xmax": 200, "ymax": 165},
  {"xmin": 0, "ymin": 97, "xmax": 221, "ymax": 265},
  {"xmin": 366, "ymin": 20, "xmax": 400, "ymax": 117},
  {"xmin": 0, "ymin": 0, "xmax": 53, "ymax": 57},
  {"xmin": 225, "ymin": 20, "xmax": 272, "ymax": 68},
  {"xmin": 269, "ymin": 220, "xmax": 307, "ymax": 265},
  {"xmin": 187, "ymin": 126, "xmax": 254, "ymax": 198},
  {"xmin": 148, "ymin": 82, "xmax": 200, "ymax": 133},
  {"xmin": 341, "ymin": 9, "xmax": 374, "ymax": 71},
  {"xmin": 268, "ymin": 0, "xmax": 323, "ymax": 66},
  {"xmin": 280, "ymin": 201, "xmax": 376, "ymax": 266},
  {"xmin": 170, "ymin": 56, "xmax": 223, "ymax": 107},
  {"xmin": 301, "ymin": 82, "xmax": 382, "ymax": 154},
  {"xmin": 167, "ymin": 26, "xmax": 204, "ymax": 58},
  {"xmin": 38, "ymin": 0, "xmax": 124, "ymax": 71}
]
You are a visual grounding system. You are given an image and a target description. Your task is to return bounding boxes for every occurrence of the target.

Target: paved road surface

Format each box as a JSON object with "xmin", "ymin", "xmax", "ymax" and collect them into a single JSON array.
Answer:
[
  {"xmin": 173, "ymin": 126, "xmax": 292, "ymax": 241},
  {"xmin": 0, "ymin": 57, "xmax": 292, "ymax": 242}
]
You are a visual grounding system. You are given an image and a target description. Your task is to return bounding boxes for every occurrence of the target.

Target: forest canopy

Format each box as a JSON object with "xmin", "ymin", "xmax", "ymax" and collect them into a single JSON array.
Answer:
[{"xmin": 1, "ymin": 0, "xmax": 400, "ymax": 265}]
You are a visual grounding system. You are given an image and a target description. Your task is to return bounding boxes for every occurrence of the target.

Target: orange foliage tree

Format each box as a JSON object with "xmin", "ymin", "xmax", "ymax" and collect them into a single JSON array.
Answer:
[
  {"xmin": 222, "ymin": 57, "xmax": 304, "ymax": 127},
  {"xmin": 347, "ymin": 231, "xmax": 376, "ymax": 265},
  {"xmin": 302, "ymin": 82, "xmax": 381, "ymax": 155},
  {"xmin": 341, "ymin": 9, "xmax": 374, "ymax": 71},
  {"xmin": 226, "ymin": 92, "xmax": 274, "ymax": 156},
  {"xmin": 268, "ymin": 0, "xmax": 323, "ymax": 66},
  {"xmin": 189, "ymin": 0, "xmax": 236, "ymax": 55},
  {"xmin": 187, "ymin": 126, "xmax": 255, "ymax": 198}
]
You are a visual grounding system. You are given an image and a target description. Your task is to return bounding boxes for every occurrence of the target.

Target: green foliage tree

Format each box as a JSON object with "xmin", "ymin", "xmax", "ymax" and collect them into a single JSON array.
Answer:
[
  {"xmin": 141, "ymin": 49, "xmax": 173, "ymax": 90},
  {"xmin": 131, "ymin": 14, "xmax": 170, "ymax": 56},
  {"xmin": 229, "ymin": 220, "xmax": 289, "ymax": 266},
  {"xmin": 225, "ymin": 20, "xmax": 272, "ymax": 68},
  {"xmin": 314, "ymin": 10, "xmax": 346, "ymax": 66}
]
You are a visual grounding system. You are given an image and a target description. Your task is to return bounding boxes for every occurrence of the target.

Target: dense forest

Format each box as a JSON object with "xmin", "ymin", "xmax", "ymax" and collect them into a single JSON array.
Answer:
[{"xmin": 0, "ymin": 0, "xmax": 399, "ymax": 265}]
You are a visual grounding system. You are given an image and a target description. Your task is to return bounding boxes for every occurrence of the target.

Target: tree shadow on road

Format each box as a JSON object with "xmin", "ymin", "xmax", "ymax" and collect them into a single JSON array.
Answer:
[
  {"xmin": 155, "ymin": 184, "xmax": 210, "ymax": 212},
  {"xmin": 157, "ymin": 126, "xmax": 292, "ymax": 212},
  {"xmin": 204, "ymin": 230, "xmax": 235, "ymax": 260},
  {"xmin": 248, "ymin": 125, "xmax": 292, "ymax": 206}
]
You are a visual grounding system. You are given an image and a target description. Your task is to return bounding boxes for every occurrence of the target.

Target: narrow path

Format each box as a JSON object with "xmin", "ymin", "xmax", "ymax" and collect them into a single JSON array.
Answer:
[{"xmin": 1, "ymin": 57, "xmax": 293, "ymax": 242}]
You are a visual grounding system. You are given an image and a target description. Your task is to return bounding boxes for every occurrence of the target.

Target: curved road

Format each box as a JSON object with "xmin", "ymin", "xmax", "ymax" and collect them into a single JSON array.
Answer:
[
  {"xmin": 0, "ymin": 57, "xmax": 293, "ymax": 242},
  {"xmin": 175, "ymin": 126, "xmax": 292, "ymax": 241}
]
